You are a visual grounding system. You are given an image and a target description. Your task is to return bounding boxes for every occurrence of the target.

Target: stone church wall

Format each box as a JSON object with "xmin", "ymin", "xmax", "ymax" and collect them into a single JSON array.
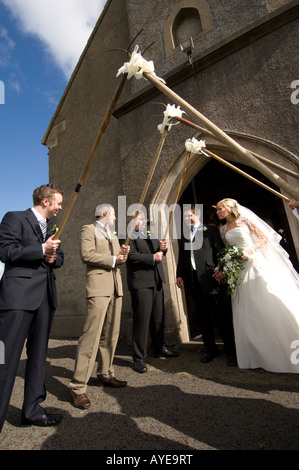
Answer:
[{"xmin": 43, "ymin": 0, "xmax": 299, "ymax": 339}]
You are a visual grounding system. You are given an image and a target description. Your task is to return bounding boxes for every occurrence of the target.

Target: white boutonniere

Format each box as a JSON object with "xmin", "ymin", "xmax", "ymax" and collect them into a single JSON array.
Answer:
[
  {"xmin": 112, "ymin": 231, "xmax": 117, "ymax": 238},
  {"xmin": 147, "ymin": 231, "xmax": 151, "ymax": 238},
  {"xmin": 51, "ymin": 224, "xmax": 58, "ymax": 234}
]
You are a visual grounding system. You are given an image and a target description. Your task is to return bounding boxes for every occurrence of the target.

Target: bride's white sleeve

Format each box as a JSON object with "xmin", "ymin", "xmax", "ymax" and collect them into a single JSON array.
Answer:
[
  {"xmin": 243, "ymin": 217, "xmax": 268, "ymax": 255},
  {"xmin": 237, "ymin": 204, "xmax": 299, "ymax": 289}
]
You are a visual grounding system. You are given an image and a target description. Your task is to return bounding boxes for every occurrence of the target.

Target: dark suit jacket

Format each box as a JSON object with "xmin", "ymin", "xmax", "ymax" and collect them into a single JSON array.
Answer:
[
  {"xmin": 176, "ymin": 224, "xmax": 224, "ymax": 295},
  {"xmin": 123, "ymin": 234, "xmax": 165, "ymax": 291},
  {"xmin": 0, "ymin": 209, "xmax": 64, "ymax": 311}
]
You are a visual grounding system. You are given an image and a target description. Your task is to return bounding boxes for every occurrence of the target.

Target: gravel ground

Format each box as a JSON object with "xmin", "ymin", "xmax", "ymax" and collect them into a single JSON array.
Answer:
[{"xmin": 0, "ymin": 338, "xmax": 298, "ymax": 452}]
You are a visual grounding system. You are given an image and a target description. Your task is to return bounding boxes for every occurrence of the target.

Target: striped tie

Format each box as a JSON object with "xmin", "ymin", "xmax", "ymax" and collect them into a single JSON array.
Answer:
[{"xmin": 40, "ymin": 219, "xmax": 47, "ymax": 242}]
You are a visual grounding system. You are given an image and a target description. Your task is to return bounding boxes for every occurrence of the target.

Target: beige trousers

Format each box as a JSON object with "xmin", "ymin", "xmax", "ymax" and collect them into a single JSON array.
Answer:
[{"xmin": 69, "ymin": 294, "xmax": 122, "ymax": 395}]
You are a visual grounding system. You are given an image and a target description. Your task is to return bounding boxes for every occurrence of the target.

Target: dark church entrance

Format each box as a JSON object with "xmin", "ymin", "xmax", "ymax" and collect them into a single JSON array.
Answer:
[{"xmin": 178, "ymin": 158, "xmax": 298, "ymax": 339}]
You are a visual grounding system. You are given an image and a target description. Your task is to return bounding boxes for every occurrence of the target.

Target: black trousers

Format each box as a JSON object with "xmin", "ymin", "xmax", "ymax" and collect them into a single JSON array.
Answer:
[
  {"xmin": 130, "ymin": 285, "xmax": 165, "ymax": 361},
  {"xmin": 191, "ymin": 271, "xmax": 236, "ymax": 356},
  {"xmin": 0, "ymin": 287, "xmax": 55, "ymax": 432}
]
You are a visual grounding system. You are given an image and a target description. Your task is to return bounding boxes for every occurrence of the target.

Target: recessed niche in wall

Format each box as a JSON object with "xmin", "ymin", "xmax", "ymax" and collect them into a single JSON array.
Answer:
[{"xmin": 163, "ymin": 0, "xmax": 213, "ymax": 60}]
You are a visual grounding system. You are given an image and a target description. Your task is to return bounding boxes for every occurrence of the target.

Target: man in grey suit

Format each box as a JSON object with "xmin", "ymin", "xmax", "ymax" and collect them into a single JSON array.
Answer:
[
  {"xmin": 176, "ymin": 205, "xmax": 236, "ymax": 365},
  {"xmin": 0, "ymin": 184, "xmax": 64, "ymax": 432}
]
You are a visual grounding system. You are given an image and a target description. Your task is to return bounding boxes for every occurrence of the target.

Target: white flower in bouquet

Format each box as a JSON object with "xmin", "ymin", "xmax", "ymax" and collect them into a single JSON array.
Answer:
[{"xmin": 217, "ymin": 244, "xmax": 245, "ymax": 295}]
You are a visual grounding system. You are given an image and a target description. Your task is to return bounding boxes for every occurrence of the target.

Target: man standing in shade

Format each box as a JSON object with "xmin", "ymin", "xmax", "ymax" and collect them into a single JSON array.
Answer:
[
  {"xmin": 0, "ymin": 184, "xmax": 64, "ymax": 432},
  {"xmin": 124, "ymin": 211, "xmax": 178, "ymax": 374},
  {"xmin": 69, "ymin": 204, "xmax": 130, "ymax": 409},
  {"xmin": 176, "ymin": 205, "xmax": 236, "ymax": 365}
]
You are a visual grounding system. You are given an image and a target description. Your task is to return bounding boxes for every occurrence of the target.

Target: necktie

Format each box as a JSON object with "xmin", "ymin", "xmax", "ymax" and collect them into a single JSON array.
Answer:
[
  {"xmin": 104, "ymin": 226, "xmax": 111, "ymax": 240},
  {"xmin": 39, "ymin": 219, "xmax": 47, "ymax": 242}
]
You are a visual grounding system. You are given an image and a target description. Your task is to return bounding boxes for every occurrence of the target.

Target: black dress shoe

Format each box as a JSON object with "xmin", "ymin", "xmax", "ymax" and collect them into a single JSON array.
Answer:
[
  {"xmin": 200, "ymin": 350, "xmax": 220, "ymax": 363},
  {"xmin": 154, "ymin": 348, "xmax": 179, "ymax": 358},
  {"xmin": 21, "ymin": 412, "xmax": 62, "ymax": 427},
  {"xmin": 134, "ymin": 359, "xmax": 147, "ymax": 373}
]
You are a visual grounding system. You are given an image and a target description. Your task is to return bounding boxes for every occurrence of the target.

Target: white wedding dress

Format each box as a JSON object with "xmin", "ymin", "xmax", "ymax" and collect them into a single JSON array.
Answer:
[{"xmin": 221, "ymin": 217, "xmax": 299, "ymax": 374}]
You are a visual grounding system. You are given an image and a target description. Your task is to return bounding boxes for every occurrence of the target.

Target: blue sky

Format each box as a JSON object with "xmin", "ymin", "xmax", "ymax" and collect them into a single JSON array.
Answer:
[{"xmin": 0, "ymin": 0, "xmax": 106, "ymax": 222}]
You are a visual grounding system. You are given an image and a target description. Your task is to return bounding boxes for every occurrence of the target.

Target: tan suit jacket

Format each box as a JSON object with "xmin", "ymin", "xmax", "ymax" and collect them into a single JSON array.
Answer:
[
  {"xmin": 80, "ymin": 223, "xmax": 123, "ymax": 298},
  {"xmin": 70, "ymin": 222, "xmax": 123, "ymax": 390}
]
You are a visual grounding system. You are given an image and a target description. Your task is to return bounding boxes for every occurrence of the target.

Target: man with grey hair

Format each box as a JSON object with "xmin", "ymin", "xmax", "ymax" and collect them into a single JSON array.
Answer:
[{"xmin": 69, "ymin": 204, "xmax": 130, "ymax": 409}]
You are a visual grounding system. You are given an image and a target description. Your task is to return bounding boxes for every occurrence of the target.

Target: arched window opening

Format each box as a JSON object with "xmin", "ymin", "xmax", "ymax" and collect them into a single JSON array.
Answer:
[
  {"xmin": 163, "ymin": 1, "xmax": 213, "ymax": 60},
  {"xmin": 172, "ymin": 8, "xmax": 203, "ymax": 49}
]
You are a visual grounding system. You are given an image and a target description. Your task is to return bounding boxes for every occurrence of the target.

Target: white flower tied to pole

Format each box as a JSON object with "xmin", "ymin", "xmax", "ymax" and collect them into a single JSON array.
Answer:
[
  {"xmin": 116, "ymin": 45, "xmax": 165, "ymax": 83},
  {"xmin": 185, "ymin": 137, "xmax": 206, "ymax": 154},
  {"xmin": 157, "ymin": 104, "xmax": 185, "ymax": 134}
]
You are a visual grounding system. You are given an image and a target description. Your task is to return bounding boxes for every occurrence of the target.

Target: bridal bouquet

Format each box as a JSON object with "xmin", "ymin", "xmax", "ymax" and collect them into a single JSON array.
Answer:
[{"xmin": 217, "ymin": 245, "xmax": 244, "ymax": 295}]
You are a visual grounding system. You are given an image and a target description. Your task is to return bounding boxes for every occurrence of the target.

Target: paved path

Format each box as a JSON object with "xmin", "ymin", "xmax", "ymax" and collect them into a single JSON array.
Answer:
[{"xmin": 1, "ymin": 339, "xmax": 298, "ymax": 451}]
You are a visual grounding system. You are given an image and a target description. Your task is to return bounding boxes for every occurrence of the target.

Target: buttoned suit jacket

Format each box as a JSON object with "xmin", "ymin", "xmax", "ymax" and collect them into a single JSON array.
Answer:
[
  {"xmin": 176, "ymin": 224, "xmax": 224, "ymax": 295},
  {"xmin": 124, "ymin": 234, "xmax": 166, "ymax": 291},
  {"xmin": 0, "ymin": 209, "xmax": 64, "ymax": 311},
  {"xmin": 80, "ymin": 223, "xmax": 123, "ymax": 298}
]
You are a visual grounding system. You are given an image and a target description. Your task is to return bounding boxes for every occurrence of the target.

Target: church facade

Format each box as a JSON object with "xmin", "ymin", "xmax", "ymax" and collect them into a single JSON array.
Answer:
[{"xmin": 42, "ymin": 0, "xmax": 299, "ymax": 341}]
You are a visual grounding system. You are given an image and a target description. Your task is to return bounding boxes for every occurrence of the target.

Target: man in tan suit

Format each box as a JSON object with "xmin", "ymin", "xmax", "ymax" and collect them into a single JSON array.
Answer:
[{"xmin": 69, "ymin": 204, "xmax": 129, "ymax": 409}]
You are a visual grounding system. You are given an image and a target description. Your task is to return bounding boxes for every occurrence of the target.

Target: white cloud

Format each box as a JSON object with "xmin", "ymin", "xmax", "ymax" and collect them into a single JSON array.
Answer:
[
  {"xmin": 1, "ymin": 0, "xmax": 106, "ymax": 79},
  {"xmin": 0, "ymin": 25, "xmax": 15, "ymax": 67},
  {"xmin": 8, "ymin": 73, "xmax": 21, "ymax": 94}
]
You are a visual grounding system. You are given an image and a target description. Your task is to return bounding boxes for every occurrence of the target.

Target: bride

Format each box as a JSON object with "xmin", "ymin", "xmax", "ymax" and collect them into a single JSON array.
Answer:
[{"xmin": 215, "ymin": 198, "xmax": 299, "ymax": 373}]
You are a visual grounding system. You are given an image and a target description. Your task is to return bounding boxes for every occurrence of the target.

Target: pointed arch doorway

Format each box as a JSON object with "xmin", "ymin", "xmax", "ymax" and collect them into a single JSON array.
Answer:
[{"xmin": 150, "ymin": 133, "xmax": 299, "ymax": 343}]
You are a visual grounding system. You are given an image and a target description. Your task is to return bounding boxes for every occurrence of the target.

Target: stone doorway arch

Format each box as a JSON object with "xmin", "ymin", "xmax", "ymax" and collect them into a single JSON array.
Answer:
[{"xmin": 150, "ymin": 132, "xmax": 299, "ymax": 344}]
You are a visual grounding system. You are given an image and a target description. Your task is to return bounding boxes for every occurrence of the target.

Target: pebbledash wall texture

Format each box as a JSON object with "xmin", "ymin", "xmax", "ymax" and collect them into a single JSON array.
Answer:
[{"xmin": 42, "ymin": 0, "xmax": 299, "ymax": 341}]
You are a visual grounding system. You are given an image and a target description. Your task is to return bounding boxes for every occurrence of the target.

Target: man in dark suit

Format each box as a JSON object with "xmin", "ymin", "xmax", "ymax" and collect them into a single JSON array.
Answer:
[
  {"xmin": 124, "ymin": 211, "xmax": 178, "ymax": 373},
  {"xmin": 176, "ymin": 205, "xmax": 236, "ymax": 365},
  {"xmin": 0, "ymin": 184, "xmax": 64, "ymax": 432}
]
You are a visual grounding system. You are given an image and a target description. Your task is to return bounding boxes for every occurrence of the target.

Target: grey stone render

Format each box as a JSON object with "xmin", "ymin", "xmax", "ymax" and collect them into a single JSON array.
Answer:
[{"xmin": 43, "ymin": 0, "xmax": 299, "ymax": 341}]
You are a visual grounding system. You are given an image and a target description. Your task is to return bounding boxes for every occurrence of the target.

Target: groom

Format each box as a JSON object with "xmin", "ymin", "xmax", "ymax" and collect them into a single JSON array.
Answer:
[{"xmin": 176, "ymin": 205, "xmax": 236, "ymax": 365}]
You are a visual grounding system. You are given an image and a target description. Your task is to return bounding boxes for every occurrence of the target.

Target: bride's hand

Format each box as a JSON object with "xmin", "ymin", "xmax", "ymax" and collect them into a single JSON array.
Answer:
[
  {"xmin": 213, "ymin": 270, "xmax": 224, "ymax": 283},
  {"xmin": 243, "ymin": 249, "xmax": 254, "ymax": 259}
]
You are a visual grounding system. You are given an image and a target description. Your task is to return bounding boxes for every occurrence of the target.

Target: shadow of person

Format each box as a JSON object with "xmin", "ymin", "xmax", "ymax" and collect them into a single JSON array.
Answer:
[
  {"xmin": 32, "ymin": 383, "xmax": 299, "ymax": 451},
  {"xmin": 40, "ymin": 409, "xmax": 197, "ymax": 451},
  {"xmin": 101, "ymin": 383, "xmax": 299, "ymax": 450}
]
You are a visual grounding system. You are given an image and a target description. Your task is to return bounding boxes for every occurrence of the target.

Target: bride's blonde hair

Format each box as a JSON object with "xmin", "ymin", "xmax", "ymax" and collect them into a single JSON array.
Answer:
[{"xmin": 217, "ymin": 198, "xmax": 240, "ymax": 220}]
